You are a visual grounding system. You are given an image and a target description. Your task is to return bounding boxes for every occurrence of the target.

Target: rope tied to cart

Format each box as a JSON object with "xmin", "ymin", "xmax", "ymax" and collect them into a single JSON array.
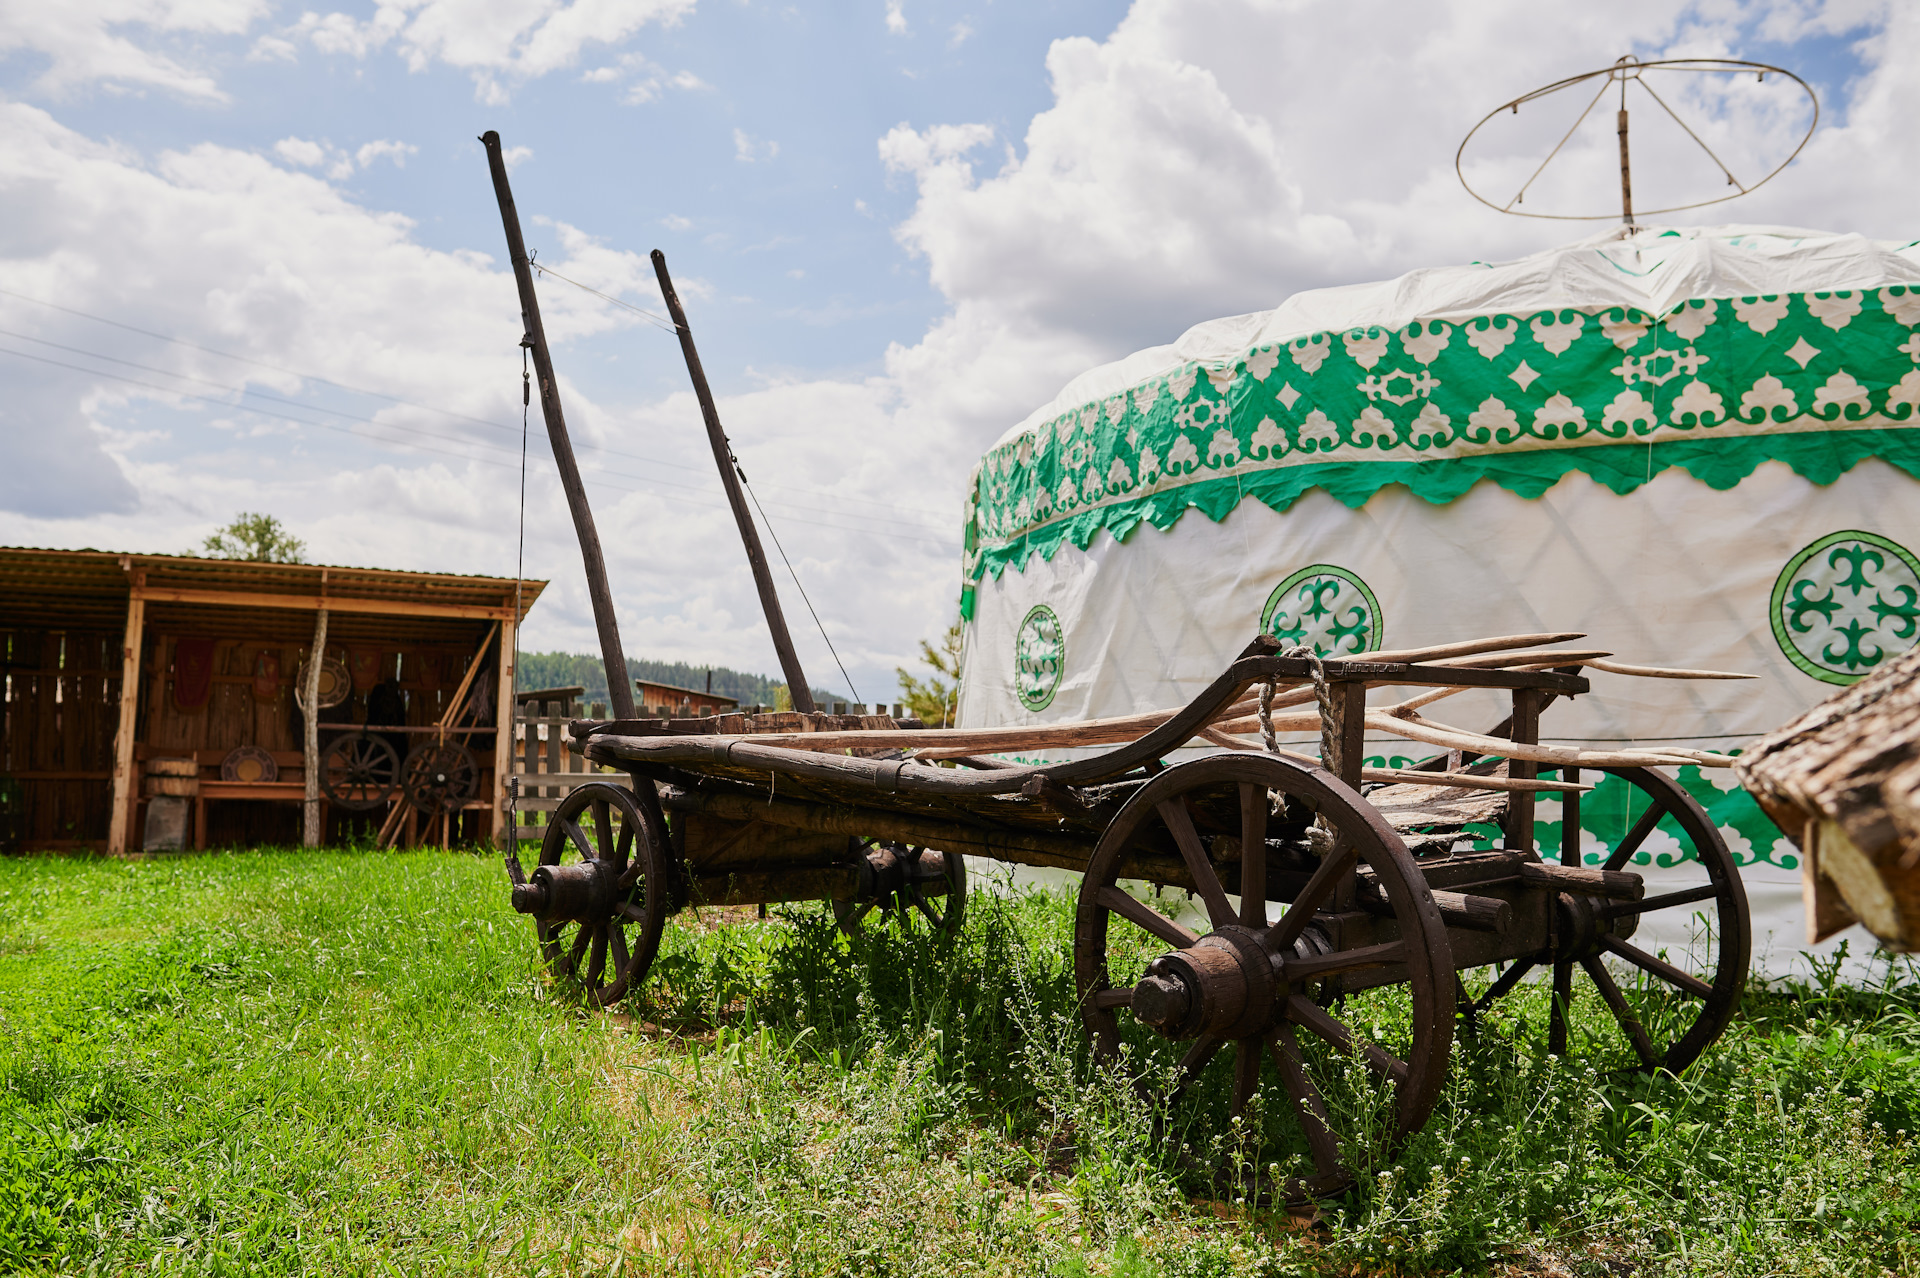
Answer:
[{"xmin": 1260, "ymin": 645, "xmax": 1342, "ymax": 779}]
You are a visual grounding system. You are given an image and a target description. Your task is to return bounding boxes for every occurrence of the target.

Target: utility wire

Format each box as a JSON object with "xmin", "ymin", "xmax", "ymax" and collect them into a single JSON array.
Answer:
[
  {"xmin": 0, "ymin": 344, "xmax": 959, "ymax": 550},
  {"xmin": 737, "ymin": 461, "xmax": 862, "ymax": 706},
  {"xmin": 528, "ymin": 256, "xmax": 679, "ymax": 333},
  {"xmin": 0, "ymin": 285, "xmax": 946, "ymax": 520}
]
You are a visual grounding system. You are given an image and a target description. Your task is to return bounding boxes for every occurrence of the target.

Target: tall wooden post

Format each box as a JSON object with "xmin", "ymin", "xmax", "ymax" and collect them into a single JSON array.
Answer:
[
  {"xmin": 492, "ymin": 609, "xmax": 518, "ymax": 847},
  {"xmin": 651, "ymin": 249, "xmax": 816, "ymax": 713},
  {"xmin": 1617, "ymin": 108, "xmax": 1634, "ymax": 225},
  {"xmin": 479, "ymin": 130, "xmax": 636, "ymax": 720},
  {"xmin": 302, "ymin": 608, "xmax": 329, "ymax": 846},
  {"xmin": 106, "ymin": 580, "xmax": 146, "ymax": 856}
]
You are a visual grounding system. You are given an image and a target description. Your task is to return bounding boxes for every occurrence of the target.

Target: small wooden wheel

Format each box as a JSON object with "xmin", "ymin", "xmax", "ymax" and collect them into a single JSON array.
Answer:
[
  {"xmin": 400, "ymin": 742, "xmax": 477, "ymax": 815},
  {"xmin": 832, "ymin": 841, "xmax": 967, "ymax": 937},
  {"xmin": 518, "ymin": 782, "xmax": 669, "ymax": 1007},
  {"xmin": 1472, "ymin": 765, "xmax": 1750, "ymax": 1073},
  {"xmin": 1076, "ymin": 753, "xmax": 1455, "ymax": 1202},
  {"xmin": 318, "ymin": 735, "xmax": 397, "ymax": 810}
]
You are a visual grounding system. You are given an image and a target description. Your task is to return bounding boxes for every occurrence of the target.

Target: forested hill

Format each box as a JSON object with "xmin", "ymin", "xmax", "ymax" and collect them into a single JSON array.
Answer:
[{"xmin": 515, "ymin": 651, "xmax": 852, "ymax": 711}]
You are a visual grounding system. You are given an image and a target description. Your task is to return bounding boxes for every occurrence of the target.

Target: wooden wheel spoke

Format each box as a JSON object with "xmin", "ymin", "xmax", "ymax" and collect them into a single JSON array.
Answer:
[
  {"xmin": 1094, "ymin": 885, "xmax": 1198, "ymax": 950},
  {"xmin": 1091, "ymin": 988, "xmax": 1132, "ymax": 1010},
  {"xmin": 1283, "ymin": 940, "xmax": 1406, "ymax": 983},
  {"xmin": 590, "ymin": 800, "xmax": 614, "ymax": 863},
  {"xmin": 1264, "ymin": 843, "xmax": 1359, "ymax": 953},
  {"xmin": 608, "ymin": 923, "xmax": 630, "ymax": 976},
  {"xmin": 562, "ymin": 925, "xmax": 591, "ymax": 977},
  {"xmin": 560, "ymin": 817, "xmax": 596, "ymax": 866},
  {"xmin": 1598, "ymin": 935, "xmax": 1713, "ymax": 999},
  {"xmin": 1158, "ymin": 799, "xmax": 1237, "ymax": 929},
  {"xmin": 1239, "ymin": 783, "xmax": 1269, "ymax": 928},
  {"xmin": 1604, "ymin": 799, "xmax": 1667, "ymax": 873},
  {"xmin": 1172, "ymin": 1034, "xmax": 1223, "ymax": 1092},
  {"xmin": 1230, "ymin": 1036, "xmax": 1263, "ymax": 1117},
  {"xmin": 1580, "ymin": 955, "xmax": 1662, "ymax": 1069},
  {"xmin": 615, "ymin": 899, "xmax": 648, "ymax": 923},
  {"xmin": 1599, "ymin": 884, "xmax": 1720, "ymax": 920},
  {"xmin": 1270, "ymin": 1024, "xmax": 1343, "ymax": 1179},
  {"xmin": 849, "ymin": 901, "xmax": 876, "ymax": 928},
  {"xmin": 911, "ymin": 893, "xmax": 945, "ymax": 929},
  {"xmin": 1550, "ymin": 961, "xmax": 1572, "ymax": 1056},
  {"xmin": 1285, "ymin": 995, "xmax": 1408, "ymax": 1082},
  {"xmin": 585, "ymin": 928, "xmax": 608, "ymax": 988},
  {"xmin": 1475, "ymin": 958, "xmax": 1536, "ymax": 1008}
]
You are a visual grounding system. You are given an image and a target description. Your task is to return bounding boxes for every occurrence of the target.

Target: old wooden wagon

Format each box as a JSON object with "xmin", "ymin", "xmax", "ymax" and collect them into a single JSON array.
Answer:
[{"xmin": 479, "ymin": 133, "xmax": 1754, "ymax": 1199}]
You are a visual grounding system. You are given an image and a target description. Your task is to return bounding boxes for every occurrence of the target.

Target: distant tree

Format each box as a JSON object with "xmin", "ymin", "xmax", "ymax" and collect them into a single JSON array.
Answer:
[
  {"xmin": 897, "ymin": 619, "xmax": 963, "ymax": 727},
  {"xmin": 196, "ymin": 513, "xmax": 306, "ymax": 563}
]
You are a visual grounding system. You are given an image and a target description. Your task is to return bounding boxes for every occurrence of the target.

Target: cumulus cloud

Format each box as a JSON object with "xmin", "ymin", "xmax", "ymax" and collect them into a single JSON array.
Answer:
[
  {"xmin": 0, "ymin": 0, "xmax": 268, "ymax": 100},
  {"xmin": 287, "ymin": 0, "xmax": 697, "ymax": 101}
]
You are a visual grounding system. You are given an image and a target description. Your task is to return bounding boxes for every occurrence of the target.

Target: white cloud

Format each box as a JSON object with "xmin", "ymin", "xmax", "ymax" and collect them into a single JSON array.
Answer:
[
  {"xmin": 660, "ymin": 214, "xmax": 692, "ymax": 230},
  {"xmin": 885, "ymin": 1, "xmax": 907, "ymax": 35},
  {"xmin": 355, "ymin": 139, "xmax": 417, "ymax": 169},
  {"xmin": 272, "ymin": 137, "xmax": 327, "ymax": 168},
  {"xmin": 948, "ymin": 21, "xmax": 973, "ymax": 48},
  {"xmin": 0, "ymin": 0, "xmax": 269, "ymax": 100},
  {"xmin": 733, "ymin": 128, "xmax": 778, "ymax": 162},
  {"xmin": 288, "ymin": 0, "xmax": 697, "ymax": 101}
]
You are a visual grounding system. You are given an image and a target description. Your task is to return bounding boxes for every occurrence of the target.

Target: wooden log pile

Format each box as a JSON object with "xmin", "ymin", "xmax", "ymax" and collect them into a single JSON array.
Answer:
[{"xmin": 1736, "ymin": 645, "xmax": 1920, "ymax": 950}]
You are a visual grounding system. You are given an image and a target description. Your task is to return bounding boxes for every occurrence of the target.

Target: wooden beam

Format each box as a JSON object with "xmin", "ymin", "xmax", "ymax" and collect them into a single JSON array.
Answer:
[
  {"xmin": 302, "ymin": 608, "xmax": 329, "ymax": 847},
  {"xmin": 130, "ymin": 584, "xmax": 514, "ymax": 621},
  {"xmin": 106, "ymin": 591, "xmax": 146, "ymax": 856}
]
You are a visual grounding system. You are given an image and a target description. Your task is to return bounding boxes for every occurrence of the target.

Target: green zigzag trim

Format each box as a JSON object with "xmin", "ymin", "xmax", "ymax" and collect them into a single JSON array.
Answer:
[{"xmin": 970, "ymin": 427, "xmax": 1920, "ymax": 583}]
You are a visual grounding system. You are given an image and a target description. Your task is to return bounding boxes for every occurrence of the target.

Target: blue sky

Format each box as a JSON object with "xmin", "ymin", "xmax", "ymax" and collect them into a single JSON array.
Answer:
[{"xmin": 0, "ymin": 1, "xmax": 1907, "ymax": 702}]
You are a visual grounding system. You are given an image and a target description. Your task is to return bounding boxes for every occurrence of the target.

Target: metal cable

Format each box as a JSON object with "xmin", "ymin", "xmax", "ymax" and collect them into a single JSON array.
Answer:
[{"xmin": 738, "ymin": 468, "xmax": 862, "ymax": 707}]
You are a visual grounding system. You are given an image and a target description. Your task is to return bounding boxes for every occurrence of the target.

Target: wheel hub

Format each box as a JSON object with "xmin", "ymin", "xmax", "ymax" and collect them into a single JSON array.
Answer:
[
  {"xmin": 1131, "ymin": 926, "xmax": 1278, "ymax": 1040},
  {"xmin": 510, "ymin": 859, "xmax": 617, "ymax": 922},
  {"xmin": 1551, "ymin": 890, "xmax": 1640, "ymax": 962}
]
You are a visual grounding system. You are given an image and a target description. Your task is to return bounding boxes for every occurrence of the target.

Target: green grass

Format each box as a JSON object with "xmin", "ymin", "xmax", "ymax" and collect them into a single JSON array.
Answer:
[{"xmin": 2, "ymin": 849, "xmax": 1919, "ymax": 1275}]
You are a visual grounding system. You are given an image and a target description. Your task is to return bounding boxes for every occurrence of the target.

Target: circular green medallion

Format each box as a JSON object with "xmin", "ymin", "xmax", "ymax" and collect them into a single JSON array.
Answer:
[
  {"xmin": 1771, "ymin": 530, "xmax": 1920, "ymax": 685},
  {"xmin": 1014, "ymin": 604, "xmax": 1065, "ymax": 711},
  {"xmin": 1261, "ymin": 564, "xmax": 1382, "ymax": 657}
]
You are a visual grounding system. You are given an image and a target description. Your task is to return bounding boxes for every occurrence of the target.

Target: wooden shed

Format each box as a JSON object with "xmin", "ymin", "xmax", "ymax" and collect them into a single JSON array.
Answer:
[{"xmin": 0, "ymin": 548, "xmax": 544, "ymax": 853}]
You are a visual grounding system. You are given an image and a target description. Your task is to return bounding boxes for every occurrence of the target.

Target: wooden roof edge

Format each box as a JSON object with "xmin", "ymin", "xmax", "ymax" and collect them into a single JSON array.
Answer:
[
  {"xmin": 1, "ymin": 545, "xmax": 548, "ymax": 612},
  {"xmin": 636, "ymin": 678, "xmax": 741, "ymax": 705}
]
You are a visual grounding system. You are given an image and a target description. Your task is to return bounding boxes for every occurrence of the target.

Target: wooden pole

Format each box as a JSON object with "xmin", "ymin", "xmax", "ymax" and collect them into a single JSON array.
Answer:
[
  {"xmin": 1618, "ymin": 107, "xmax": 1634, "ymax": 225},
  {"xmin": 479, "ymin": 130, "xmax": 635, "ymax": 720},
  {"xmin": 302, "ymin": 608, "xmax": 329, "ymax": 847},
  {"xmin": 492, "ymin": 611, "xmax": 517, "ymax": 847},
  {"xmin": 106, "ymin": 587, "xmax": 146, "ymax": 855},
  {"xmin": 650, "ymin": 249, "xmax": 817, "ymax": 714}
]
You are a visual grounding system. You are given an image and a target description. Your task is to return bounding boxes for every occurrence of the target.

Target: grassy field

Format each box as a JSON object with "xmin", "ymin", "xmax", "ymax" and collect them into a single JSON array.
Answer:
[{"xmin": 2, "ymin": 848, "xmax": 1919, "ymax": 1276}]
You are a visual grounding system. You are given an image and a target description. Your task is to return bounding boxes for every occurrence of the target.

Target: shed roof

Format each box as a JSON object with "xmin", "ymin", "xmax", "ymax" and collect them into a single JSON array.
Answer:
[{"xmin": 0, "ymin": 547, "xmax": 547, "ymax": 645}]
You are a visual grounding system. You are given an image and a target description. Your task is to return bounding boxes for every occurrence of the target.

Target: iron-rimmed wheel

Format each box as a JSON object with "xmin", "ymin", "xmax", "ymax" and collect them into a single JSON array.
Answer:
[
  {"xmin": 1075, "ymin": 753, "xmax": 1454, "ymax": 1203},
  {"xmin": 1470, "ymin": 765, "xmax": 1749, "ymax": 1073},
  {"xmin": 319, "ymin": 734, "xmax": 399, "ymax": 810},
  {"xmin": 401, "ymin": 742, "xmax": 478, "ymax": 815},
  {"xmin": 521, "ymin": 781, "xmax": 669, "ymax": 1007},
  {"xmin": 832, "ymin": 841, "xmax": 967, "ymax": 937}
]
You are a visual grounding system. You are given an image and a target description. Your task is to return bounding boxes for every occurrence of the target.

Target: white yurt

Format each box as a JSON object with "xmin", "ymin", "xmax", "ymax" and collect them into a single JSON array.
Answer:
[{"xmin": 955, "ymin": 223, "xmax": 1920, "ymax": 973}]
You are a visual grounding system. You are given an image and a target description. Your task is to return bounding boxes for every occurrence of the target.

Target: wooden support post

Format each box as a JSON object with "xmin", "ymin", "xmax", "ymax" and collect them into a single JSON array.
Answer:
[
  {"xmin": 492, "ymin": 611, "xmax": 517, "ymax": 846},
  {"xmin": 1617, "ymin": 108, "xmax": 1634, "ymax": 225},
  {"xmin": 1331, "ymin": 680, "xmax": 1367, "ymax": 791},
  {"xmin": 106, "ymin": 589, "xmax": 146, "ymax": 856},
  {"xmin": 1504, "ymin": 687, "xmax": 1541, "ymax": 854},
  {"xmin": 480, "ymin": 130, "xmax": 634, "ymax": 720},
  {"xmin": 302, "ymin": 608, "xmax": 329, "ymax": 847},
  {"xmin": 651, "ymin": 249, "xmax": 816, "ymax": 714}
]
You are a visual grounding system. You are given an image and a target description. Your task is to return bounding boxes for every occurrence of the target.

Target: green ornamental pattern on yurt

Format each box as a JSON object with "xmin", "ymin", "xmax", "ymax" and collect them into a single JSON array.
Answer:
[{"xmin": 961, "ymin": 284, "xmax": 1920, "ymax": 607}]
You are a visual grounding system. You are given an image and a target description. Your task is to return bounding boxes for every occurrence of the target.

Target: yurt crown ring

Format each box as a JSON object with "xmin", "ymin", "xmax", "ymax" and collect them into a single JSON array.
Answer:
[{"xmin": 1455, "ymin": 55, "xmax": 1817, "ymax": 223}]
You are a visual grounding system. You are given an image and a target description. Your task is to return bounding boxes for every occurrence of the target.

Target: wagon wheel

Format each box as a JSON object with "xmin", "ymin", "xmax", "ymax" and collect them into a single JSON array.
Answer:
[
  {"xmin": 400, "ymin": 741, "xmax": 477, "ymax": 816},
  {"xmin": 1076, "ymin": 753, "xmax": 1454, "ymax": 1203},
  {"xmin": 319, "ymin": 734, "xmax": 399, "ymax": 811},
  {"xmin": 519, "ymin": 782, "xmax": 669, "ymax": 1007},
  {"xmin": 832, "ymin": 841, "xmax": 967, "ymax": 937},
  {"xmin": 1471, "ymin": 765, "xmax": 1749, "ymax": 1073}
]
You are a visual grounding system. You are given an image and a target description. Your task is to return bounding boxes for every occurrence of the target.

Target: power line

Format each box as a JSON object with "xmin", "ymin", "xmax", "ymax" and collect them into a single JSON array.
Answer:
[
  {"xmin": 0, "ymin": 344, "xmax": 960, "ymax": 550},
  {"xmin": 0, "ymin": 328, "xmax": 954, "ymax": 542},
  {"xmin": 0, "ymin": 282, "xmax": 946, "ymax": 520}
]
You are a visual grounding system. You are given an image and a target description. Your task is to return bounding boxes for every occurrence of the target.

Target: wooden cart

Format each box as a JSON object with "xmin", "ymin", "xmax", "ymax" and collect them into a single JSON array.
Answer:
[
  {"xmin": 503, "ymin": 635, "xmax": 1750, "ymax": 1200},
  {"xmin": 477, "ymin": 133, "xmax": 1751, "ymax": 1200}
]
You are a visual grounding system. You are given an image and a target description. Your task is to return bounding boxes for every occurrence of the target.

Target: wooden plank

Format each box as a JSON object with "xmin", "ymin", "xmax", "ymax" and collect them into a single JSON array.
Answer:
[
  {"xmin": 492, "ymin": 613, "xmax": 516, "ymax": 847},
  {"xmin": 106, "ymin": 593, "xmax": 145, "ymax": 855},
  {"xmin": 131, "ymin": 585, "xmax": 514, "ymax": 621}
]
